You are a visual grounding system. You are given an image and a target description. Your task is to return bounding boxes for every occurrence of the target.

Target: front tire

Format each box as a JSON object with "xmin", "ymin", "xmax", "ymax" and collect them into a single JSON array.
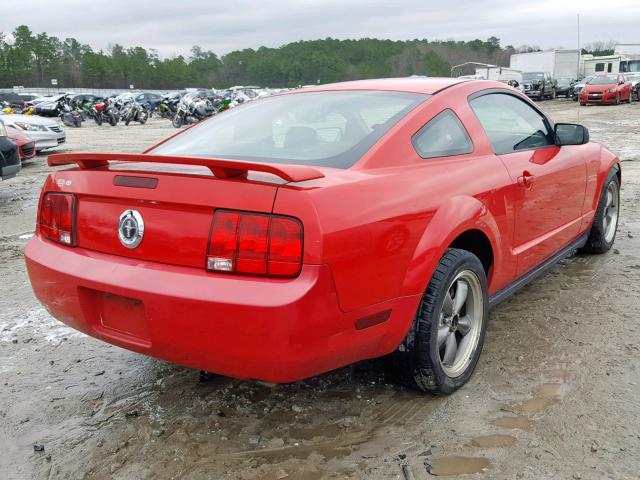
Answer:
[
  {"xmin": 172, "ymin": 113, "xmax": 184, "ymax": 128},
  {"xmin": 580, "ymin": 169, "xmax": 620, "ymax": 254},
  {"xmin": 406, "ymin": 249, "xmax": 488, "ymax": 395}
]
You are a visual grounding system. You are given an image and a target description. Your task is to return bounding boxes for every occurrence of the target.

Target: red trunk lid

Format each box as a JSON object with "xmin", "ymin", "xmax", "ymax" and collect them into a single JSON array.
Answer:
[{"xmin": 49, "ymin": 164, "xmax": 281, "ymax": 268}]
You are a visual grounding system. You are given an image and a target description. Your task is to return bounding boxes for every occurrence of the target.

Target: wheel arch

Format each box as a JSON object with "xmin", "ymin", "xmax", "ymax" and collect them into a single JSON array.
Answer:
[
  {"xmin": 400, "ymin": 195, "xmax": 502, "ymax": 299},
  {"xmin": 598, "ymin": 147, "xmax": 621, "ymax": 194}
]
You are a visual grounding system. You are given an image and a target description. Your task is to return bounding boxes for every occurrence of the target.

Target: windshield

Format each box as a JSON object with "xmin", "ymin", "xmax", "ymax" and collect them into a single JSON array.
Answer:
[
  {"xmin": 523, "ymin": 72, "xmax": 544, "ymax": 81},
  {"xmin": 557, "ymin": 79, "xmax": 571, "ymax": 87},
  {"xmin": 151, "ymin": 90, "xmax": 427, "ymax": 169},
  {"xmin": 588, "ymin": 75, "xmax": 618, "ymax": 85}
]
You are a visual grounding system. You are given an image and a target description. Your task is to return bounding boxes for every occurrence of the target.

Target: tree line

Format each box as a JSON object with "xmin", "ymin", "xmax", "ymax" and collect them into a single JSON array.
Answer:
[{"xmin": 0, "ymin": 26, "xmax": 607, "ymax": 90}]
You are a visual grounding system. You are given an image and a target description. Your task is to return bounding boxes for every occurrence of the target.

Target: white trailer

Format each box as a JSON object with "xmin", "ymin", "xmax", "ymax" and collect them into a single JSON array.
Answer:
[
  {"xmin": 614, "ymin": 44, "xmax": 640, "ymax": 55},
  {"xmin": 510, "ymin": 50, "xmax": 580, "ymax": 80}
]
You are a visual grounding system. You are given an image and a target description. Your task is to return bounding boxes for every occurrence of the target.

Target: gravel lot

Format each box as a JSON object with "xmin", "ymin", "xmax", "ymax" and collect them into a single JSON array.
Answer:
[{"xmin": 1, "ymin": 100, "xmax": 639, "ymax": 480}]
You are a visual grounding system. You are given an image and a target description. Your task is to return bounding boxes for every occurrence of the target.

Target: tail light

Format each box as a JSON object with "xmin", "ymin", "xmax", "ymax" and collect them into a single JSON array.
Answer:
[
  {"xmin": 38, "ymin": 192, "xmax": 76, "ymax": 246},
  {"xmin": 207, "ymin": 210, "xmax": 302, "ymax": 277}
]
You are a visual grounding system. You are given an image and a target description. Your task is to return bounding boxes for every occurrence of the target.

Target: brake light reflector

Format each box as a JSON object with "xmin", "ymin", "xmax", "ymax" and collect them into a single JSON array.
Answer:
[
  {"xmin": 39, "ymin": 192, "xmax": 76, "ymax": 245},
  {"xmin": 207, "ymin": 210, "xmax": 302, "ymax": 277}
]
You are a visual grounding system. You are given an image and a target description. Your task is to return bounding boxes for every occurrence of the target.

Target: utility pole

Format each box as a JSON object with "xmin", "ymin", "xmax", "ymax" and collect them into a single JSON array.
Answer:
[{"xmin": 577, "ymin": 13, "xmax": 581, "ymax": 122}]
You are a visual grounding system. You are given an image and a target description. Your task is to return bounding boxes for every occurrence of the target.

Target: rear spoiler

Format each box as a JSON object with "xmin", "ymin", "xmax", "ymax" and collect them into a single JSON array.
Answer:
[{"xmin": 47, "ymin": 152, "xmax": 325, "ymax": 182}]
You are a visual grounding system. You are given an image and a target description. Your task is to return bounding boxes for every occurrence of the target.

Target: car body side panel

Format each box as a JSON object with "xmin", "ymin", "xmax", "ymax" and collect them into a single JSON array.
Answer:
[
  {"xmin": 496, "ymin": 145, "xmax": 587, "ymax": 275},
  {"xmin": 275, "ymin": 158, "xmax": 515, "ymax": 312}
]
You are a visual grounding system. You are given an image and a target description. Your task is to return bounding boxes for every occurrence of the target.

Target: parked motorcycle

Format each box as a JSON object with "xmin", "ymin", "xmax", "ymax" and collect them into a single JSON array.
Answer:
[
  {"xmin": 121, "ymin": 101, "xmax": 149, "ymax": 125},
  {"xmin": 156, "ymin": 97, "xmax": 173, "ymax": 119},
  {"xmin": 171, "ymin": 92, "xmax": 214, "ymax": 128},
  {"xmin": 93, "ymin": 98, "xmax": 119, "ymax": 126},
  {"xmin": 57, "ymin": 101, "xmax": 82, "ymax": 128}
]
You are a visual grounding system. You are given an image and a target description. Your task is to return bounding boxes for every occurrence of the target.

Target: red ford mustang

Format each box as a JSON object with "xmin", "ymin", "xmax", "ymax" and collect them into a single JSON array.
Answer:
[
  {"xmin": 580, "ymin": 73, "xmax": 633, "ymax": 105},
  {"xmin": 25, "ymin": 78, "xmax": 620, "ymax": 394}
]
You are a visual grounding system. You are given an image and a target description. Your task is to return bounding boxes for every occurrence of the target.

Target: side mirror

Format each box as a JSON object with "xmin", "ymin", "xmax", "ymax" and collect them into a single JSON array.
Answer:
[{"xmin": 555, "ymin": 123, "xmax": 589, "ymax": 146}]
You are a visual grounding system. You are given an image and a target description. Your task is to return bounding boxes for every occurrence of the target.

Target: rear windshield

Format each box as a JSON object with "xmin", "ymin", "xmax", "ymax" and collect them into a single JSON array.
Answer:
[
  {"xmin": 150, "ymin": 90, "xmax": 427, "ymax": 169},
  {"xmin": 588, "ymin": 75, "xmax": 618, "ymax": 85}
]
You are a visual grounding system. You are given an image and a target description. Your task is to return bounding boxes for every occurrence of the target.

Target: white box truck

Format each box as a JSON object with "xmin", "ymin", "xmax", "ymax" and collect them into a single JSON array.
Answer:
[{"xmin": 510, "ymin": 50, "xmax": 580, "ymax": 80}]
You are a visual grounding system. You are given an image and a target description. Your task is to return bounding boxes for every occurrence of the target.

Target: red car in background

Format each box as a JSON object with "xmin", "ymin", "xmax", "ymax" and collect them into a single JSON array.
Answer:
[
  {"xmin": 580, "ymin": 73, "xmax": 633, "ymax": 105},
  {"xmin": 25, "ymin": 78, "xmax": 621, "ymax": 394},
  {"xmin": 7, "ymin": 127, "xmax": 36, "ymax": 161}
]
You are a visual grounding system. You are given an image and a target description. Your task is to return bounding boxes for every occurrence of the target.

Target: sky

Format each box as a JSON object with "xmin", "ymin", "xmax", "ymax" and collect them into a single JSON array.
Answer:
[{"xmin": 3, "ymin": 0, "xmax": 640, "ymax": 57}]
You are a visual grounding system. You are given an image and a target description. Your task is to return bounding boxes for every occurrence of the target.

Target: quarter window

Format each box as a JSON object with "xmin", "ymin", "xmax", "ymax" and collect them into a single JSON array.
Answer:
[
  {"xmin": 412, "ymin": 109, "xmax": 473, "ymax": 159},
  {"xmin": 470, "ymin": 93, "xmax": 554, "ymax": 155}
]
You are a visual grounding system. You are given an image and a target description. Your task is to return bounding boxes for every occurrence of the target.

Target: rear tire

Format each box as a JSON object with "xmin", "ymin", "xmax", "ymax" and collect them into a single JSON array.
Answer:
[
  {"xmin": 580, "ymin": 169, "xmax": 620, "ymax": 254},
  {"xmin": 403, "ymin": 249, "xmax": 488, "ymax": 395}
]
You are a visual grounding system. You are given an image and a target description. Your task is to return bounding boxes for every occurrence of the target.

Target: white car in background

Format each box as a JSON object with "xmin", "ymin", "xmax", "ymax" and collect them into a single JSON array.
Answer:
[{"xmin": 0, "ymin": 113, "xmax": 66, "ymax": 151}]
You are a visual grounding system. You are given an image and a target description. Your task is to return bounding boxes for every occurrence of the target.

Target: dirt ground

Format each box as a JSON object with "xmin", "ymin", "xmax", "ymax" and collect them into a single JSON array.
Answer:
[{"xmin": 1, "ymin": 99, "xmax": 639, "ymax": 480}]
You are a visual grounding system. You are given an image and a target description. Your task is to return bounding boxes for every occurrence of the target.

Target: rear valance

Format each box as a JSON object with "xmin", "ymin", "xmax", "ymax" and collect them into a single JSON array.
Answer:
[{"xmin": 47, "ymin": 152, "xmax": 325, "ymax": 183}]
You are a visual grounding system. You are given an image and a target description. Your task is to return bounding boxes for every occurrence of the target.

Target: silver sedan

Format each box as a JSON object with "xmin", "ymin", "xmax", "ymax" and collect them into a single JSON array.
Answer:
[{"xmin": 0, "ymin": 113, "xmax": 66, "ymax": 151}]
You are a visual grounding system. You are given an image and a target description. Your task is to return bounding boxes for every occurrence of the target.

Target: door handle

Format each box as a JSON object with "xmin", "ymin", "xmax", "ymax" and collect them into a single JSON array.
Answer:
[{"xmin": 517, "ymin": 171, "xmax": 535, "ymax": 188}]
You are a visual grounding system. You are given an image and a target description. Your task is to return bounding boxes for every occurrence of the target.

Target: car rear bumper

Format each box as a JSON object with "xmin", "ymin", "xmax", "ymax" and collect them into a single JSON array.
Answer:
[{"xmin": 25, "ymin": 235, "xmax": 418, "ymax": 382}]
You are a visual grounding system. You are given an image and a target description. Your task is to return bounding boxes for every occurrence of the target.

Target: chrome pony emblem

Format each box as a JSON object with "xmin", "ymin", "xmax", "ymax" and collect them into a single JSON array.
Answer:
[{"xmin": 118, "ymin": 210, "xmax": 144, "ymax": 249}]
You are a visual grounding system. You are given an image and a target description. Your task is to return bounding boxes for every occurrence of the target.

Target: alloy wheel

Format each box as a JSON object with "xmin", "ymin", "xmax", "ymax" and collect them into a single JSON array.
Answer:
[
  {"xmin": 603, "ymin": 181, "xmax": 619, "ymax": 243},
  {"xmin": 437, "ymin": 270, "xmax": 484, "ymax": 378}
]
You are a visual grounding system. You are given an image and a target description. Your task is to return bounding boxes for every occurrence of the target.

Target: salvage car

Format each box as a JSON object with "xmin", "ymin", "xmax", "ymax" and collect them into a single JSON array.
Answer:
[
  {"xmin": 571, "ymin": 76, "xmax": 593, "ymax": 101},
  {"xmin": 626, "ymin": 73, "xmax": 640, "ymax": 101},
  {"xmin": 25, "ymin": 78, "xmax": 621, "ymax": 394},
  {"xmin": 7, "ymin": 126, "xmax": 36, "ymax": 162},
  {"xmin": 522, "ymin": 71, "xmax": 556, "ymax": 100},
  {"xmin": 580, "ymin": 73, "xmax": 633, "ymax": 105},
  {"xmin": 0, "ymin": 120, "xmax": 21, "ymax": 180},
  {"xmin": 0, "ymin": 92, "xmax": 28, "ymax": 109},
  {"xmin": 555, "ymin": 78, "xmax": 574, "ymax": 98},
  {"xmin": 0, "ymin": 113, "xmax": 66, "ymax": 151}
]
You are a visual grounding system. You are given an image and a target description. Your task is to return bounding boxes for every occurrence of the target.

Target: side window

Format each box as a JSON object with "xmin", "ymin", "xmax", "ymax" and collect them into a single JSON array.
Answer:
[
  {"xmin": 595, "ymin": 63, "xmax": 605, "ymax": 72},
  {"xmin": 470, "ymin": 93, "xmax": 554, "ymax": 155},
  {"xmin": 412, "ymin": 109, "xmax": 473, "ymax": 159}
]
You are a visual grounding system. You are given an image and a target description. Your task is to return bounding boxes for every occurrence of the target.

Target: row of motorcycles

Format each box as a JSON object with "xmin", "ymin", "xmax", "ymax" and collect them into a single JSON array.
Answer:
[
  {"xmin": 89, "ymin": 98, "xmax": 148, "ymax": 127},
  {"xmin": 72, "ymin": 97, "xmax": 148, "ymax": 128},
  {"xmin": 63, "ymin": 91, "xmax": 239, "ymax": 128},
  {"xmin": 2, "ymin": 89, "xmax": 253, "ymax": 129},
  {"xmin": 157, "ymin": 92, "xmax": 241, "ymax": 128}
]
